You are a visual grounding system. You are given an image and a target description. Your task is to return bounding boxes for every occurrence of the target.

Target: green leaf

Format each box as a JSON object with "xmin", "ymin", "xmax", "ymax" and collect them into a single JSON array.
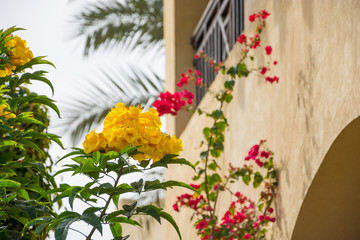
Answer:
[
  {"xmin": 208, "ymin": 163, "xmax": 217, "ymax": 171},
  {"xmin": 237, "ymin": 63, "xmax": 249, "ymax": 77},
  {"xmin": 69, "ymin": 186, "xmax": 82, "ymax": 209},
  {"xmin": 19, "ymin": 71, "xmax": 55, "ymax": 95},
  {"xmin": 210, "ymin": 110, "xmax": 223, "ymax": 119},
  {"xmin": 120, "ymin": 145, "xmax": 138, "ymax": 155},
  {"xmin": 17, "ymin": 139, "xmax": 44, "ymax": 156},
  {"xmin": 108, "ymin": 216, "xmax": 142, "ymax": 227},
  {"xmin": 200, "ymin": 151, "xmax": 208, "ymax": 160},
  {"xmin": 54, "ymin": 217, "xmax": 77, "ymax": 240},
  {"xmin": 139, "ymin": 159, "xmax": 151, "ymax": 168},
  {"xmin": 110, "ymin": 223, "xmax": 122, "ymax": 238},
  {"xmin": 224, "ymin": 80, "xmax": 235, "ymax": 91},
  {"xmin": 15, "ymin": 201, "xmax": 36, "ymax": 219},
  {"xmin": 18, "ymin": 188, "xmax": 30, "ymax": 200},
  {"xmin": 0, "ymin": 124, "xmax": 12, "ymax": 132},
  {"xmin": 268, "ymin": 170, "xmax": 277, "ymax": 179},
  {"xmin": 0, "ymin": 193, "xmax": 16, "ymax": 203},
  {"xmin": 136, "ymin": 205, "xmax": 160, "ymax": 223},
  {"xmin": 57, "ymin": 149, "xmax": 85, "ymax": 163},
  {"xmin": 35, "ymin": 222, "xmax": 49, "ymax": 236},
  {"xmin": 242, "ymin": 174, "xmax": 251, "ymax": 185},
  {"xmin": 122, "ymin": 201, "xmax": 137, "ymax": 219},
  {"xmin": 23, "ymin": 216, "xmax": 52, "ymax": 236},
  {"xmin": 92, "ymin": 151, "xmax": 101, "ymax": 164},
  {"xmin": 227, "ymin": 66, "xmax": 237, "ymax": 76},
  {"xmin": 150, "ymin": 155, "xmax": 195, "ymax": 171},
  {"xmin": 80, "ymin": 211, "xmax": 102, "ymax": 235},
  {"xmin": 258, "ymin": 203, "xmax": 264, "ymax": 211},
  {"xmin": 0, "ymin": 179, "xmax": 21, "ymax": 188},
  {"xmin": 158, "ymin": 210, "xmax": 182, "ymax": 240},
  {"xmin": 253, "ymin": 172, "xmax": 263, "ymax": 188},
  {"xmin": 210, "ymin": 149, "xmax": 221, "ymax": 158},
  {"xmin": 28, "ymin": 96, "xmax": 60, "ymax": 118},
  {"xmin": 224, "ymin": 93, "xmax": 233, "ymax": 103},
  {"xmin": 203, "ymin": 127, "xmax": 211, "ymax": 139}
]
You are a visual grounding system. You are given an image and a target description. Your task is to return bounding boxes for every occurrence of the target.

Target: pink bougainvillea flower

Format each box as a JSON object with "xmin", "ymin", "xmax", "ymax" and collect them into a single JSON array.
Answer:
[{"xmin": 265, "ymin": 46, "xmax": 272, "ymax": 55}]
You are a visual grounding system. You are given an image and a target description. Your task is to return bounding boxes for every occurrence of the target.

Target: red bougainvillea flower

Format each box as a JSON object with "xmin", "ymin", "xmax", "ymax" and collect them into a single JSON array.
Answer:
[
  {"xmin": 261, "ymin": 10, "xmax": 270, "ymax": 19},
  {"xmin": 177, "ymin": 73, "xmax": 190, "ymax": 88},
  {"xmin": 260, "ymin": 67, "xmax": 267, "ymax": 75},
  {"xmin": 173, "ymin": 203, "xmax": 179, "ymax": 212},
  {"xmin": 250, "ymin": 34, "xmax": 261, "ymax": 49},
  {"xmin": 153, "ymin": 91, "xmax": 186, "ymax": 116},
  {"xmin": 265, "ymin": 76, "xmax": 279, "ymax": 84},
  {"xmin": 245, "ymin": 144, "xmax": 259, "ymax": 160},
  {"xmin": 261, "ymin": 150, "xmax": 271, "ymax": 158},
  {"xmin": 237, "ymin": 34, "xmax": 247, "ymax": 44},
  {"xmin": 265, "ymin": 46, "xmax": 272, "ymax": 55},
  {"xmin": 244, "ymin": 233, "xmax": 251, "ymax": 239},
  {"xmin": 249, "ymin": 14, "xmax": 256, "ymax": 22},
  {"xmin": 273, "ymin": 61, "xmax": 278, "ymax": 65},
  {"xmin": 181, "ymin": 89, "xmax": 195, "ymax": 104},
  {"xmin": 196, "ymin": 219, "xmax": 208, "ymax": 230},
  {"xmin": 195, "ymin": 77, "xmax": 203, "ymax": 86}
]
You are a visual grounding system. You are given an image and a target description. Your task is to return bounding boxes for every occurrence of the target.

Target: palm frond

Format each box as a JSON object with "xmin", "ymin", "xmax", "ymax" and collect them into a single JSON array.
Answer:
[
  {"xmin": 54, "ymin": 64, "xmax": 164, "ymax": 145},
  {"xmin": 73, "ymin": 0, "xmax": 163, "ymax": 56}
]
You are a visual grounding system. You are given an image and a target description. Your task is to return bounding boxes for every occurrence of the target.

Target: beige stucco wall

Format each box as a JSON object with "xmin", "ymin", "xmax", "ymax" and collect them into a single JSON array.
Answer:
[{"xmin": 162, "ymin": 0, "xmax": 360, "ymax": 240}]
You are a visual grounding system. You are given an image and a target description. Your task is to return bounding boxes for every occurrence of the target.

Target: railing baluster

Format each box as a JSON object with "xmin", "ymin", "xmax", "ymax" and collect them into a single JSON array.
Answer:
[{"xmin": 192, "ymin": 0, "xmax": 244, "ymax": 106}]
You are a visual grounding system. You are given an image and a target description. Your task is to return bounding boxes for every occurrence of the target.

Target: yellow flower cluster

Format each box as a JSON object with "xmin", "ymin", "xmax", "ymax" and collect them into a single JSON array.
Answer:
[
  {"xmin": 83, "ymin": 103, "xmax": 183, "ymax": 162},
  {"xmin": 0, "ymin": 104, "xmax": 15, "ymax": 120},
  {"xmin": 0, "ymin": 35, "xmax": 34, "ymax": 77}
]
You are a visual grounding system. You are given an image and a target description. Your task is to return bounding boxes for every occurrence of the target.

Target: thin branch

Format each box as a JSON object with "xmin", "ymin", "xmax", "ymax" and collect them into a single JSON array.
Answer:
[{"xmin": 70, "ymin": 227, "xmax": 88, "ymax": 238}]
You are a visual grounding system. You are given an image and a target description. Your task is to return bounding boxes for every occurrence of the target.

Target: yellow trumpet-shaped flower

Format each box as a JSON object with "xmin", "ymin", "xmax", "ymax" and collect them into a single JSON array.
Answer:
[
  {"xmin": 82, "ymin": 103, "xmax": 183, "ymax": 162},
  {"xmin": 0, "ymin": 35, "xmax": 33, "ymax": 77}
]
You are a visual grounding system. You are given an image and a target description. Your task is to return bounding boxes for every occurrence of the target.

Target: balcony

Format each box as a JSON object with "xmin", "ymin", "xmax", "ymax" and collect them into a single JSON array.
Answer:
[{"xmin": 191, "ymin": 0, "xmax": 244, "ymax": 105}]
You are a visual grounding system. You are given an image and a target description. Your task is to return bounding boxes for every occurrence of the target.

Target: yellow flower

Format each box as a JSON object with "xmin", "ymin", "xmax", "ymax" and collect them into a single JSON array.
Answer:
[
  {"xmin": 0, "ymin": 35, "xmax": 33, "ymax": 77},
  {"xmin": 0, "ymin": 104, "xmax": 16, "ymax": 120},
  {"xmin": 124, "ymin": 127, "xmax": 138, "ymax": 143},
  {"xmin": 167, "ymin": 135, "xmax": 183, "ymax": 155},
  {"xmin": 82, "ymin": 103, "xmax": 183, "ymax": 161},
  {"xmin": 83, "ymin": 130, "xmax": 107, "ymax": 154}
]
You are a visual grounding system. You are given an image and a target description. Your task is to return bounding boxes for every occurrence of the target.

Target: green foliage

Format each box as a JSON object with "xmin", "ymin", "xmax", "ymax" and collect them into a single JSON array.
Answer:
[
  {"xmin": 0, "ymin": 27, "xmax": 61, "ymax": 240},
  {"xmin": 26, "ymin": 149, "xmax": 194, "ymax": 240}
]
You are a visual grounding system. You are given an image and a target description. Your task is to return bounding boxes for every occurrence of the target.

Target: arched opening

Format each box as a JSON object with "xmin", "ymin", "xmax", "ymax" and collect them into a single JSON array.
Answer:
[{"xmin": 291, "ymin": 116, "xmax": 360, "ymax": 239}]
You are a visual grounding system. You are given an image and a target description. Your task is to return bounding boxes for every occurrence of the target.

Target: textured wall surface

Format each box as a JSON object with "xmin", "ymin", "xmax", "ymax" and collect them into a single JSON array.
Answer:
[{"xmin": 162, "ymin": 0, "xmax": 360, "ymax": 239}]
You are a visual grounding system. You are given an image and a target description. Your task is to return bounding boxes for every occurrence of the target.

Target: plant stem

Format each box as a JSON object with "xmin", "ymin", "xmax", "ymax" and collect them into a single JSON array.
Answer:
[
  {"xmin": 203, "ymin": 100, "xmax": 225, "ymax": 240},
  {"xmin": 85, "ymin": 169, "xmax": 123, "ymax": 240}
]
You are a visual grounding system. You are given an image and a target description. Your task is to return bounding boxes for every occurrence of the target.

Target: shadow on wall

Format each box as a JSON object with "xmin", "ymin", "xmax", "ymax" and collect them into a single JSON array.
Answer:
[{"xmin": 291, "ymin": 115, "xmax": 360, "ymax": 240}]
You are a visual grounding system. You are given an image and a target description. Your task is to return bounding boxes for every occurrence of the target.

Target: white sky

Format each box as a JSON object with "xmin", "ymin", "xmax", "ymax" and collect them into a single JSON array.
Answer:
[{"xmin": 1, "ymin": 1, "xmax": 165, "ymax": 239}]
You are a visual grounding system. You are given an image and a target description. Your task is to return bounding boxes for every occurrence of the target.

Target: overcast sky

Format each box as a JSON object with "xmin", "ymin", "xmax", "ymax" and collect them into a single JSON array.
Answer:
[{"xmin": 1, "ymin": 1, "xmax": 165, "ymax": 239}]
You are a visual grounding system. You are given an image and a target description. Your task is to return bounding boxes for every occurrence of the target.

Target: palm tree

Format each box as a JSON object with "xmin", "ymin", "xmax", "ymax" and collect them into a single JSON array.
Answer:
[
  {"xmin": 57, "ymin": 0, "xmax": 164, "ymax": 144},
  {"xmin": 75, "ymin": 0, "xmax": 163, "ymax": 56}
]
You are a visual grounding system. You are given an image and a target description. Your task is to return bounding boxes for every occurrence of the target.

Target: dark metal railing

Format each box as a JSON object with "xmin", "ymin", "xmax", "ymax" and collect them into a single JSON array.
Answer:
[{"xmin": 191, "ymin": 0, "xmax": 244, "ymax": 106}]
